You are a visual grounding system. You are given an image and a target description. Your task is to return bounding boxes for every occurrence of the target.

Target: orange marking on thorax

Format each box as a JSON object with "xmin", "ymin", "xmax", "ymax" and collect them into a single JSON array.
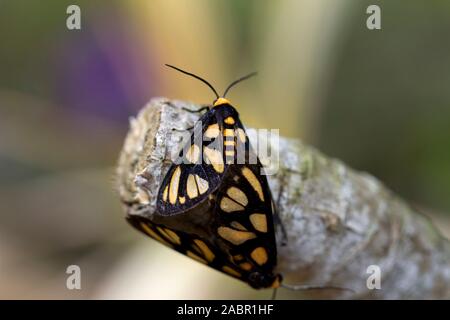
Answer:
[{"xmin": 213, "ymin": 97, "xmax": 230, "ymax": 107}]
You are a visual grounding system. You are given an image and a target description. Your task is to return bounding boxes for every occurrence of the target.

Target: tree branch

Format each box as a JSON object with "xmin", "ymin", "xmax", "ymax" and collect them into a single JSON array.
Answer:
[{"xmin": 116, "ymin": 98, "xmax": 450, "ymax": 299}]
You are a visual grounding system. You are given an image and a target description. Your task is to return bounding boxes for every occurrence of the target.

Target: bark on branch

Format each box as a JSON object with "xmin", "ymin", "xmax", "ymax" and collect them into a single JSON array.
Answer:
[{"xmin": 116, "ymin": 98, "xmax": 450, "ymax": 299}]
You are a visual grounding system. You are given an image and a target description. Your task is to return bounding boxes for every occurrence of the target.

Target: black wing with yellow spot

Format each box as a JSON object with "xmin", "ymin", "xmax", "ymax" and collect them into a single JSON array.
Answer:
[
  {"xmin": 211, "ymin": 163, "xmax": 280, "ymax": 289},
  {"xmin": 126, "ymin": 215, "xmax": 245, "ymax": 279},
  {"xmin": 209, "ymin": 104, "xmax": 280, "ymax": 288},
  {"xmin": 157, "ymin": 103, "xmax": 245, "ymax": 215}
]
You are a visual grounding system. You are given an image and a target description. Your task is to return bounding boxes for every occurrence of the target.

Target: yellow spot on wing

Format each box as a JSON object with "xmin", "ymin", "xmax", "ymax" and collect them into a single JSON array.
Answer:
[
  {"xmin": 193, "ymin": 239, "xmax": 215, "ymax": 262},
  {"xmin": 186, "ymin": 144, "xmax": 200, "ymax": 163},
  {"xmin": 187, "ymin": 174, "xmax": 198, "ymax": 199},
  {"xmin": 239, "ymin": 262, "xmax": 253, "ymax": 271},
  {"xmin": 187, "ymin": 250, "xmax": 208, "ymax": 264},
  {"xmin": 230, "ymin": 221, "xmax": 247, "ymax": 231},
  {"xmin": 250, "ymin": 247, "xmax": 268, "ymax": 265},
  {"xmin": 227, "ymin": 187, "xmax": 248, "ymax": 206},
  {"xmin": 249, "ymin": 213, "xmax": 268, "ymax": 233},
  {"xmin": 217, "ymin": 226, "xmax": 256, "ymax": 245},
  {"xmin": 162, "ymin": 185, "xmax": 169, "ymax": 201},
  {"xmin": 237, "ymin": 128, "xmax": 246, "ymax": 143},
  {"xmin": 195, "ymin": 175, "xmax": 209, "ymax": 194},
  {"xmin": 204, "ymin": 147, "xmax": 224, "ymax": 173},
  {"xmin": 169, "ymin": 166, "xmax": 181, "ymax": 204},
  {"xmin": 220, "ymin": 197, "xmax": 244, "ymax": 212},
  {"xmin": 140, "ymin": 223, "xmax": 172, "ymax": 248},
  {"xmin": 242, "ymin": 167, "xmax": 264, "ymax": 201},
  {"xmin": 224, "ymin": 116, "xmax": 235, "ymax": 125},
  {"xmin": 222, "ymin": 266, "xmax": 241, "ymax": 277},
  {"xmin": 204, "ymin": 124, "xmax": 220, "ymax": 139},
  {"xmin": 232, "ymin": 254, "xmax": 244, "ymax": 262},
  {"xmin": 157, "ymin": 227, "xmax": 181, "ymax": 245},
  {"xmin": 179, "ymin": 196, "xmax": 186, "ymax": 204}
]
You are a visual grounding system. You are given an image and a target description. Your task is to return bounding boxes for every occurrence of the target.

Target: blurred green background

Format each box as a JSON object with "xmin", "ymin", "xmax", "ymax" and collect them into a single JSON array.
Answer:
[{"xmin": 0, "ymin": 0, "xmax": 449, "ymax": 299}]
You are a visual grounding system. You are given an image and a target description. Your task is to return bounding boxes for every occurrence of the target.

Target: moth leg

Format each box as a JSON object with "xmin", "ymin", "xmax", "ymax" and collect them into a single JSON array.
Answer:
[
  {"xmin": 165, "ymin": 101, "xmax": 208, "ymax": 131},
  {"xmin": 273, "ymin": 168, "xmax": 305, "ymax": 246},
  {"xmin": 172, "ymin": 126, "xmax": 194, "ymax": 132},
  {"xmin": 281, "ymin": 283, "xmax": 355, "ymax": 293},
  {"xmin": 271, "ymin": 287, "xmax": 278, "ymax": 300},
  {"xmin": 273, "ymin": 182, "xmax": 288, "ymax": 246},
  {"xmin": 164, "ymin": 101, "xmax": 209, "ymax": 114},
  {"xmin": 181, "ymin": 105, "xmax": 209, "ymax": 114}
]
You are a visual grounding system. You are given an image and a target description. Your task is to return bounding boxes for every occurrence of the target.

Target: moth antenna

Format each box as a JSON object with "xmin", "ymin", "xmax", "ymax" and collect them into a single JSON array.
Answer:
[
  {"xmin": 281, "ymin": 283, "xmax": 355, "ymax": 293},
  {"xmin": 165, "ymin": 64, "xmax": 219, "ymax": 99},
  {"xmin": 223, "ymin": 71, "xmax": 257, "ymax": 98}
]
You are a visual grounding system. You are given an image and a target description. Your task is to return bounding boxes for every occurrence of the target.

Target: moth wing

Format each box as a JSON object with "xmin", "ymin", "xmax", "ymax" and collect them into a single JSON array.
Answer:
[
  {"xmin": 156, "ymin": 111, "xmax": 228, "ymax": 215},
  {"xmin": 126, "ymin": 215, "xmax": 245, "ymax": 280},
  {"xmin": 212, "ymin": 164, "xmax": 278, "ymax": 278}
]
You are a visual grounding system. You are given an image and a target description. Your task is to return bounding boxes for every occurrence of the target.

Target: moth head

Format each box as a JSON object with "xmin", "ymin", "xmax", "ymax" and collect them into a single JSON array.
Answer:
[{"xmin": 213, "ymin": 97, "xmax": 231, "ymax": 107}]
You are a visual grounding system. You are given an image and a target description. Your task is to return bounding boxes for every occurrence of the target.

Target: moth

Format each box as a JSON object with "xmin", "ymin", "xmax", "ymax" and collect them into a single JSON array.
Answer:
[
  {"xmin": 122, "ymin": 65, "xmax": 353, "ymax": 297},
  {"xmin": 126, "ymin": 64, "xmax": 282, "ymax": 289}
]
